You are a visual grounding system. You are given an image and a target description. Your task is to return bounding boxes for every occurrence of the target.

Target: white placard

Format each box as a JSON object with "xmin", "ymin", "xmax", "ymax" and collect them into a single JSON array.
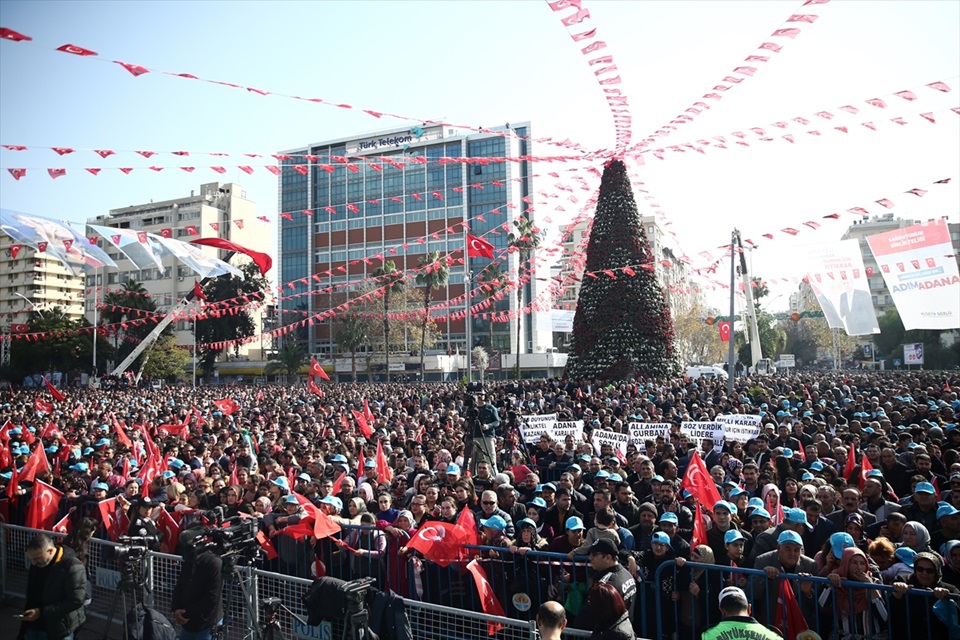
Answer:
[
  {"xmin": 551, "ymin": 420, "xmax": 585, "ymax": 443},
  {"xmin": 519, "ymin": 414, "xmax": 558, "ymax": 443},
  {"xmin": 716, "ymin": 414, "xmax": 762, "ymax": 442},
  {"xmin": 679, "ymin": 421, "xmax": 725, "ymax": 447},
  {"xmin": 591, "ymin": 429, "xmax": 631, "ymax": 457},
  {"xmin": 628, "ymin": 422, "xmax": 672, "ymax": 445}
]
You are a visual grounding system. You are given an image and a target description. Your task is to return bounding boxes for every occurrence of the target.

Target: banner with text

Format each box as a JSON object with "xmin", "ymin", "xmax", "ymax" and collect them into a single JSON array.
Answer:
[
  {"xmin": 866, "ymin": 218, "xmax": 960, "ymax": 330},
  {"xmin": 591, "ymin": 429, "xmax": 631, "ymax": 457},
  {"xmin": 716, "ymin": 414, "xmax": 762, "ymax": 443},
  {"xmin": 519, "ymin": 414, "xmax": 558, "ymax": 443},
  {"xmin": 628, "ymin": 423, "xmax": 672, "ymax": 446},
  {"xmin": 679, "ymin": 421, "xmax": 725, "ymax": 447},
  {"xmin": 801, "ymin": 239, "xmax": 880, "ymax": 336}
]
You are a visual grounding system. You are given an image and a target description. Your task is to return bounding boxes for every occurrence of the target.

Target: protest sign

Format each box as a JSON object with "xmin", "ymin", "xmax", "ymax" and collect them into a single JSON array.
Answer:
[
  {"xmin": 591, "ymin": 429, "xmax": 631, "ymax": 457},
  {"xmin": 550, "ymin": 421, "xmax": 584, "ymax": 443},
  {"xmin": 519, "ymin": 414, "xmax": 558, "ymax": 443},
  {"xmin": 679, "ymin": 421, "xmax": 725, "ymax": 447},
  {"xmin": 715, "ymin": 414, "xmax": 762, "ymax": 443},
  {"xmin": 628, "ymin": 423, "xmax": 671, "ymax": 446}
]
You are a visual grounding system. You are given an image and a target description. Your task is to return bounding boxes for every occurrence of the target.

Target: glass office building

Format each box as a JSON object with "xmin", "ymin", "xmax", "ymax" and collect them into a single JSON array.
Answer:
[{"xmin": 277, "ymin": 123, "xmax": 547, "ymax": 361}]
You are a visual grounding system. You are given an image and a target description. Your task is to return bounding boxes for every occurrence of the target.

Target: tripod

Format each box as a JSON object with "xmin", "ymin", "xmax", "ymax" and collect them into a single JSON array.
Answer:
[
  {"xmin": 216, "ymin": 553, "xmax": 311, "ymax": 640},
  {"xmin": 100, "ymin": 554, "xmax": 149, "ymax": 640}
]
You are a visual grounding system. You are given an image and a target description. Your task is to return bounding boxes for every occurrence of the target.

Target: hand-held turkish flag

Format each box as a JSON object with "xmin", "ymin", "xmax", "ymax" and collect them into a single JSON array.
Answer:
[
  {"xmin": 844, "ymin": 443, "xmax": 856, "ymax": 481},
  {"xmin": 310, "ymin": 357, "xmax": 330, "ymax": 381},
  {"xmin": 859, "ymin": 453, "xmax": 873, "ymax": 490},
  {"xmin": 466, "ymin": 234, "xmax": 495, "ymax": 259},
  {"xmin": 113, "ymin": 418, "xmax": 133, "ymax": 449},
  {"xmin": 34, "ymin": 398, "xmax": 53, "ymax": 414},
  {"xmin": 375, "ymin": 440, "xmax": 393, "ymax": 484},
  {"xmin": 680, "ymin": 451, "xmax": 723, "ymax": 511},
  {"xmin": 363, "ymin": 399, "xmax": 375, "ymax": 422},
  {"xmin": 192, "ymin": 281, "xmax": 207, "ymax": 302},
  {"xmin": 257, "ymin": 530, "xmax": 279, "ymax": 559},
  {"xmin": 42, "ymin": 376, "xmax": 66, "ymax": 402},
  {"xmin": 775, "ymin": 579, "xmax": 809, "ymax": 637},
  {"xmin": 466, "ymin": 559, "xmax": 505, "ymax": 635},
  {"xmin": 6, "ymin": 464, "xmax": 20, "ymax": 500},
  {"xmin": 691, "ymin": 501, "xmax": 708, "ymax": 549},
  {"xmin": 98, "ymin": 497, "xmax": 128, "ymax": 541},
  {"xmin": 52, "ymin": 513, "xmax": 72, "ymax": 534},
  {"xmin": 157, "ymin": 508, "xmax": 182, "ymax": 554},
  {"xmin": 718, "ymin": 321, "xmax": 731, "ymax": 342},
  {"xmin": 19, "ymin": 444, "xmax": 50, "ymax": 483},
  {"xmin": 26, "ymin": 481, "xmax": 63, "ymax": 531},
  {"xmin": 407, "ymin": 522, "xmax": 466, "ymax": 568},
  {"xmin": 214, "ymin": 398, "xmax": 238, "ymax": 415},
  {"xmin": 457, "ymin": 506, "xmax": 481, "ymax": 548},
  {"xmin": 314, "ymin": 509, "xmax": 342, "ymax": 540},
  {"xmin": 307, "ymin": 378, "xmax": 323, "ymax": 396},
  {"xmin": 352, "ymin": 410, "xmax": 373, "ymax": 439}
]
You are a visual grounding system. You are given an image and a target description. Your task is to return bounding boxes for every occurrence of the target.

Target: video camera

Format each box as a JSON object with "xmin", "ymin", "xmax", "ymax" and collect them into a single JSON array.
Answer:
[
  {"xmin": 182, "ymin": 507, "xmax": 259, "ymax": 563},
  {"xmin": 114, "ymin": 536, "xmax": 153, "ymax": 586}
]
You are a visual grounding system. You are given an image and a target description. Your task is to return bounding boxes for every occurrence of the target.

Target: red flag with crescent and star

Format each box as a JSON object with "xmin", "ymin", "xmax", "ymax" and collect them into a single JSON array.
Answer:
[
  {"xmin": 407, "ymin": 521, "xmax": 467, "ymax": 568},
  {"xmin": 718, "ymin": 321, "xmax": 731, "ymax": 342},
  {"xmin": 466, "ymin": 234, "xmax": 494, "ymax": 259},
  {"xmin": 310, "ymin": 357, "xmax": 330, "ymax": 381},
  {"xmin": 26, "ymin": 481, "xmax": 63, "ymax": 530}
]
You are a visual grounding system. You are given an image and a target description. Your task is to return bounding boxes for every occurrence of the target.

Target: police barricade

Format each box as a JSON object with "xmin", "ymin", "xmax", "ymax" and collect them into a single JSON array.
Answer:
[
  {"xmin": 3, "ymin": 523, "xmax": 596, "ymax": 640},
  {"xmin": 651, "ymin": 559, "xmax": 960, "ymax": 640}
]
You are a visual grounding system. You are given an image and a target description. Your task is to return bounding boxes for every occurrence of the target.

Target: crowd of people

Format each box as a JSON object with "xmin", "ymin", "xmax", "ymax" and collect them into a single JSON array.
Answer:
[{"xmin": 3, "ymin": 370, "xmax": 960, "ymax": 640}]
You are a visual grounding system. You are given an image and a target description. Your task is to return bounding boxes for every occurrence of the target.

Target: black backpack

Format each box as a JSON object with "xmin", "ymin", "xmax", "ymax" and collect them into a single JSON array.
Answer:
[{"xmin": 125, "ymin": 603, "xmax": 178, "ymax": 640}]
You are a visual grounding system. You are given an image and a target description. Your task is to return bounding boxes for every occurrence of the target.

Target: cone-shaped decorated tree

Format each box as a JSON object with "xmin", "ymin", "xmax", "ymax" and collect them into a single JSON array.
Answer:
[{"xmin": 564, "ymin": 159, "xmax": 679, "ymax": 380}]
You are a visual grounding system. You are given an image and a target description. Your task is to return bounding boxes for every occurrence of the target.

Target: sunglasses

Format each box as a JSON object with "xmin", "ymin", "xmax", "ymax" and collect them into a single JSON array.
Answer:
[
  {"xmin": 482, "ymin": 501, "xmax": 497, "ymax": 506},
  {"xmin": 914, "ymin": 565, "xmax": 937, "ymax": 574}
]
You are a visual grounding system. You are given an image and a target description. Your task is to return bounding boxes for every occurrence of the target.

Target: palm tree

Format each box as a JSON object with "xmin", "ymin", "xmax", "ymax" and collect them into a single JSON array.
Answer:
[
  {"xmin": 264, "ymin": 343, "xmax": 307, "ymax": 384},
  {"xmin": 336, "ymin": 315, "xmax": 369, "ymax": 383},
  {"xmin": 372, "ymin": 260, "xmax": 405, "ymax": 382},
  {"xmin": 415, "ymin": 251, "xmax": 450, "ymax": 379},
  {"xmin": 475, "ymin": 262, "xmax": 508, "ymax": 352},
  {"xmin": 507, "ymin": 218, "xmax": 543, "ymax": 378}
]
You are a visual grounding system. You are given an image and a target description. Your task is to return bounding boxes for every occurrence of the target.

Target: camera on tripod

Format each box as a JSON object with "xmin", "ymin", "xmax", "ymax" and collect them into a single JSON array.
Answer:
[
  {"xmin": 183, "ymin": 511, "xmax": 259, "ymax": 563},
  {"xmin": 113, "ymin": 536, "xmax": 153, "ymax": 586}
]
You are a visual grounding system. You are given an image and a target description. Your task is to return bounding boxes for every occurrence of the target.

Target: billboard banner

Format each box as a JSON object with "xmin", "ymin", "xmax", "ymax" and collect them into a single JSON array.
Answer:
[
  {"xmin": 904, "ymin": 343, "xmax": 924, "ymax": 365},
  {"xmin": 803, "ymin": 239, "xmax": 880, "ymax": 335},
  {"xmin": 865, "ymin": 219, "xmax": 960, "ymax": 330},
  {"xmin": 551, "ymin": 309, "xmax": 575, "ymax": 333}
]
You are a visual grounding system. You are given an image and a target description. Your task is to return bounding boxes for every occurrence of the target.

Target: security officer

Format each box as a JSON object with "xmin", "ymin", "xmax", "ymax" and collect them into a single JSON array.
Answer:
[
  {"xmin": 127, "ymin": 496, "xmax": 162, "ymax": 551},
  {"xmin": 702, "ymin": 586, "xmax": 782, "ymax": 640}
]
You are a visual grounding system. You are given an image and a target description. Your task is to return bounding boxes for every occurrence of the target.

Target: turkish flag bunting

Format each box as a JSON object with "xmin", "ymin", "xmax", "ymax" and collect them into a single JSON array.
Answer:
[
  {"xmin": 190, "ymin": 237, "xmax": 272, "ymax": 277},
  {"xmin": 466, "ymin": 559, "xmax": 506, "ymax": 635},
  {"xmin": 20, "ymin": 444, "xmax": 50, "ymax": 483},
  {"xmin": 193, "ymin": 281, "xmax": 207, "ymax": 302},
  {"xmin": 10, "ymin": 243, "xmax": 23, "ymax": 258},
  {"xmin": 157, "ymin": 508, "xmax": 181, "ymax": 554},
  {"xmin": 26, "ymin": 481, "xmax": 63, "ymax": 531},
  {"xmin": 0, "ymin": 27, "xmax": 32, "ymax": 41},
  {"xmin": 775, "ymin": 579, "xmax": 809, "ymax": 637},
  {"xmin": 680, "ymin": 451, "xmax": 722, "ymax": 511},
  {"xmin": 310, "ymin": 356, "xmax": 330, "ymax": 381},
  {"xmin": 57, "ymin": 43, "xmax": 97, "ymax": 56},
  {"xmin": 466, "ymin": 234, "xmax": 495, "ymax": 259},
  {"xmin": 43, "ymin": 376, "xmax": 66, "ymax": 401},
  {"xmin": 161, "ymin": 228, "xmax": 172, "ymax": 238}
]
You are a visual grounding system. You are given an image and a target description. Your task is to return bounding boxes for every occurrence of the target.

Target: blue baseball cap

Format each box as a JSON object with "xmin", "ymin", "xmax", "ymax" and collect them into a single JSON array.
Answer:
[
  {"xmin": 528, "ymin": 497, "xmax": 548, "ymax": 509},
  {"xmin": 895, "ymin": 546, "xmax": 916, "ymax": 567},
  {"xmin": 914, "ymin": 482, "xmax": 936, "ymax": 494},
  {"xmin": 446, "ymin": 463, "xmax": 461, "ymax": 474},
  {"xmin": 364, "ymin": 459, "xmax": 377, "ymax": 469},
  {"xmin": 517, "ymin": 518, "xmax": 537, "ymax": 529},
  {"xmin": 800, "ymin": 471, "xmax": 815, "ymax": 481},
  {"xmin": 724, "ymin": 529, "xmax": 745, "ymax": 544},
  {"xmin": 69, "ymin": 462, "xmax": 89, "ymax": 472},
  {"xmin": 750, "ymin": 507, "xmax": 772, "ymax": 520},
  {"xmin": 748, "ymin": 497, "xmax": 764, "ymax": 510},
  {"xmin": 271, "ymin": 476, "xmax": 290, "ymax": 490},
  {"xmin": 782, "ymin": 448, "xmax": 794, "ymax": 459},
  {"xmin": 830, "ymin": 532, "xmax": 855, "ymax": 558},
  {"xmin": 331, "ymin": 454, "xmax": 348, "ymax": 463},
  {"xmin": 95, "ymin": 438, "xmax": 111, "ymax": 447},
  {"xmin": 283, "ymin": 495, "xmax": 299, "ymax": 505},
  {"xmin": 652, "ymin": 532, "xmax": 671, "ymax": 546},
  {"xmin": 91, "ymin": 481, "xmax": 109, "ymax": 491},
  {"xmin": 810, "ymin": 461, "xmax": 824, "ymax": 471},
  {"xmin": 565, "ymin": 516, "xmax": 585, "ymax": 531},
  {"xmin": 480, "ymin": 515, "xmax": 507, "ymax": 531},
  {"xmin": 784, "ymin": 508, "xmax": 807, "ymax": 524},
  {"xmin": 608, "ymin": 473, "xmax": 623, "ymax": 482},
  {"xmin": 728, "ymin": 487, "xmax": 746, "ymax": 498},
  {"xmin": 937, "ymin": 504, "xmax": 960, "ymax": 519},
  {"xmin": 595, "ymin": 470, "xmax": 610, "ymax": 480},
  {"xmin": 713, "ymin": 500, "xmax": 735, "ymax": 514},
  {"xmin": 161, "ymin": 470, "xmax": 176, "ymax": 479},
  {"xmin": 777, "ymin": 530, "xmax": 804, "ymax": 546},
  {"xmin": 659, "ymin": 512, "xmax": 679, "ymax": 524},
  {"xmin": 168, "ymin": 458, "xmax": 186, "ymax": 470},
  {"xmin": 320, "ymin": 495, "xmax": 342, "ymax": 512}
]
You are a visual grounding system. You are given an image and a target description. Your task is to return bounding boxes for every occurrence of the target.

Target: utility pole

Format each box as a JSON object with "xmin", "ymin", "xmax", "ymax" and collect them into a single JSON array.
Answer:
[{"xmin": 727, "ymin": 230, "xmax": 737, "ymax": 397}]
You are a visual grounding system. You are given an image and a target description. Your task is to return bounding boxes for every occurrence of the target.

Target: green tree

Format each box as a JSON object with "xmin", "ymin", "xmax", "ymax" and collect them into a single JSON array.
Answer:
[
  {"xmin": 101, "ymin": 279, "xmax": 165, "ymax": 365},
  {"xmin": 7, "ymin": 307, "xmax": 109, "ymax": 381},
  {"xmin": 475, "ymin": 262, "xmax": 508, "ymax": 352},
  {"xmin": 264, "ymin": 343, "xmax": 307, "ymax": 384},
  {"xmin": 508, "ymin": 218, "xmax": 543, "ymax": 377},
  {"xmin": 335, "ymin": 315, "xmax": 369, "ymax": 383},
  {"xmin": 874, "ymin": 308, "xmax": 958, "ymax": 369},
  {"xmin": 736, "ymin": 311, "xmax": 787, "ymax": 365},
  {"xmin": 140, "ymin": 334, "xmax": 190, "ymax": 380},
  {"xmin": 415, "ymin": 251, "xmax": 449, "ymax": 377},
  {"xmin": 372, "ymin": 260, "xmax": 405, "ymax": 382},
  {"xmin": 565, "ymin": 160, "xmax": 679, "ymax": 380},
  {"xmin": 195, "ymin": 263, "xmax": 269, "ymax": 379},
  {"xmin": 673, "ymin": 302, "xmax": 725, "ymax": 366}
]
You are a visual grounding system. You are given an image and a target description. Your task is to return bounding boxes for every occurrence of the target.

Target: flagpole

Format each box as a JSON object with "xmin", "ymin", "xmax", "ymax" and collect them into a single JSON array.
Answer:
[
  {"xmin": 464, "ymin": 229, "xmax": 473, "ymax": 384},
  {"xmin": 92, "ymin": 267, "xmax": 99, "ymax": 380}
]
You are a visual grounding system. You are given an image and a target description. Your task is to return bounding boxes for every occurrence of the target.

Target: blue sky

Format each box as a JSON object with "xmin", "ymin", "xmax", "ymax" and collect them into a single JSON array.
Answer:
[{"xmin": 1, "ymin": 0, "xmax": 958, "ymax": 311}]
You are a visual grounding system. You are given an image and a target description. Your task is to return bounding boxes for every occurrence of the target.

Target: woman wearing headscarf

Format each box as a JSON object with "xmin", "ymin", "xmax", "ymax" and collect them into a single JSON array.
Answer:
[
  {"xmin": 942, "ymin": 540, "xmax": 960, "ymax": 587},
  {"xmin": 343, "ymin": 497, "xmax": 368, "ymax": 525},
  {"xmin": 901, "ymin": 521, "xmax": 931, "ymax": 553},
  {"xmin": 891, "ymin": 551, "xmax": 960, "ymax": 638},
  {"xmin": 626, "ymin": 531, "xmax": 687, "ymax": 638},
  {"xmin": 506, "ymin": 518, "xmax": 547, "ymax": 619},
  {"xmin": 820, "ymin": 547, "xmax": 888, "ymax": 640},
  {"xmin": 845, "ymin": 512, "xmax": 871, "ymax": 553},
  {"xmin": 678, "ymin": 544, "xmax": 723, "ymax": 640}
]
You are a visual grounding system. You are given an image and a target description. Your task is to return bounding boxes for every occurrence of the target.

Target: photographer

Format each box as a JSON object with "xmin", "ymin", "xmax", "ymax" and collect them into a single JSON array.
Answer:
[
  {"xmin": 469, "ymin": 389, "xmax": 500, "ymax": 475},
  {"xmin": 171, "ymin": 534, "xmax": 223, "ymax": 640}
]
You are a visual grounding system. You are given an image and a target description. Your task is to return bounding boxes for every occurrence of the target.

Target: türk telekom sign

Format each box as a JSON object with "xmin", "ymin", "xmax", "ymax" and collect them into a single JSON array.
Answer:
[{"xmin": 345, "ymin": 126, "xmax": 444, "ymax": 155}]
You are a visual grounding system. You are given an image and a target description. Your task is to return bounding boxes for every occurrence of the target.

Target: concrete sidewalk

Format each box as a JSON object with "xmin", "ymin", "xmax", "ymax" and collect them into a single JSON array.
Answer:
[{"xmin": 0, "ymin": 596, "xmax": 124, "ymax": 640}]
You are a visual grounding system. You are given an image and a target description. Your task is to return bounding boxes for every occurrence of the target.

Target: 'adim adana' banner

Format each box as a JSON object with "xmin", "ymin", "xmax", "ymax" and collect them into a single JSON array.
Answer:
[{"xmin": 866, "ymin": 218, "xmax": 960, "ymax": 330}]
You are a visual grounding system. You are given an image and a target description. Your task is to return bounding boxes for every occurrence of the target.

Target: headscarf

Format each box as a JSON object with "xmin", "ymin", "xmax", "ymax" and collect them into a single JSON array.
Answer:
[
  {"xmin": 837, "ymin": 547, "xmax": 873, "ymax": 616},
  {"xmin": 943, "ymin": 540, "xmax": 960, "ymax": 571},
  {"xmin": 904, "ymin": 521, "xmax": 931, "ymax": 553},
  {"xmin": 691, "ymin": 544, "xmax": 715, "ymax": 580},
  {"xmin": 912, "ymin": 551, "xmax": 944, "ymax": 587},
  {"xmin": 761, "ymin": 484, "xmax": 782, "ymax": 525}
]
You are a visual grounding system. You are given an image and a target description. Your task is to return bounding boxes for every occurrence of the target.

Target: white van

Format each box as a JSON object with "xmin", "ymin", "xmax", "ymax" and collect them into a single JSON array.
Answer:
[{"xmin": 686, "ymin": 365, "xmax": 728, "ymax": 380}]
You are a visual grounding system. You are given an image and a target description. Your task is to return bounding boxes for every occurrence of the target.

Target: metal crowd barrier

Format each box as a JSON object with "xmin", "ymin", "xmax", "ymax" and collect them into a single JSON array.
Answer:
[
  {"xmin": 650, "ymin": 560, "xmax": 959, "ymax": 640},
  {"xmin": 0, "ymin": 523, "xmax": 591, "ymax": 640}
]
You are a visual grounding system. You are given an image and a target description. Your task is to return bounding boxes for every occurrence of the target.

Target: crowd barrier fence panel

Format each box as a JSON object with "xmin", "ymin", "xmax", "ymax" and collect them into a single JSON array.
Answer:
[{"xmin": 651, "ymin": 559, "xmax": 960, "ymax": 640}]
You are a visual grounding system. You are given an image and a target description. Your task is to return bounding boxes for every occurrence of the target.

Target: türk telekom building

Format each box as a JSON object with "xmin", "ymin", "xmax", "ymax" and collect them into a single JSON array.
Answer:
[{"xmin": 277, "ymin": 122, "xmax": 553, "ymax": 375}]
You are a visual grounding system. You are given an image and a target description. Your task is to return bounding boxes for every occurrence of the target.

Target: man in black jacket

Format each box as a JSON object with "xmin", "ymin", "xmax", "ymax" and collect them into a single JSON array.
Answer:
[
  {"xmin": 171, "ymin": 544, "xmax": 223, "ymax": 640},
  {"xmin": 21, "ymin": 533, "xmax": 87, "ymax": 640}
]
